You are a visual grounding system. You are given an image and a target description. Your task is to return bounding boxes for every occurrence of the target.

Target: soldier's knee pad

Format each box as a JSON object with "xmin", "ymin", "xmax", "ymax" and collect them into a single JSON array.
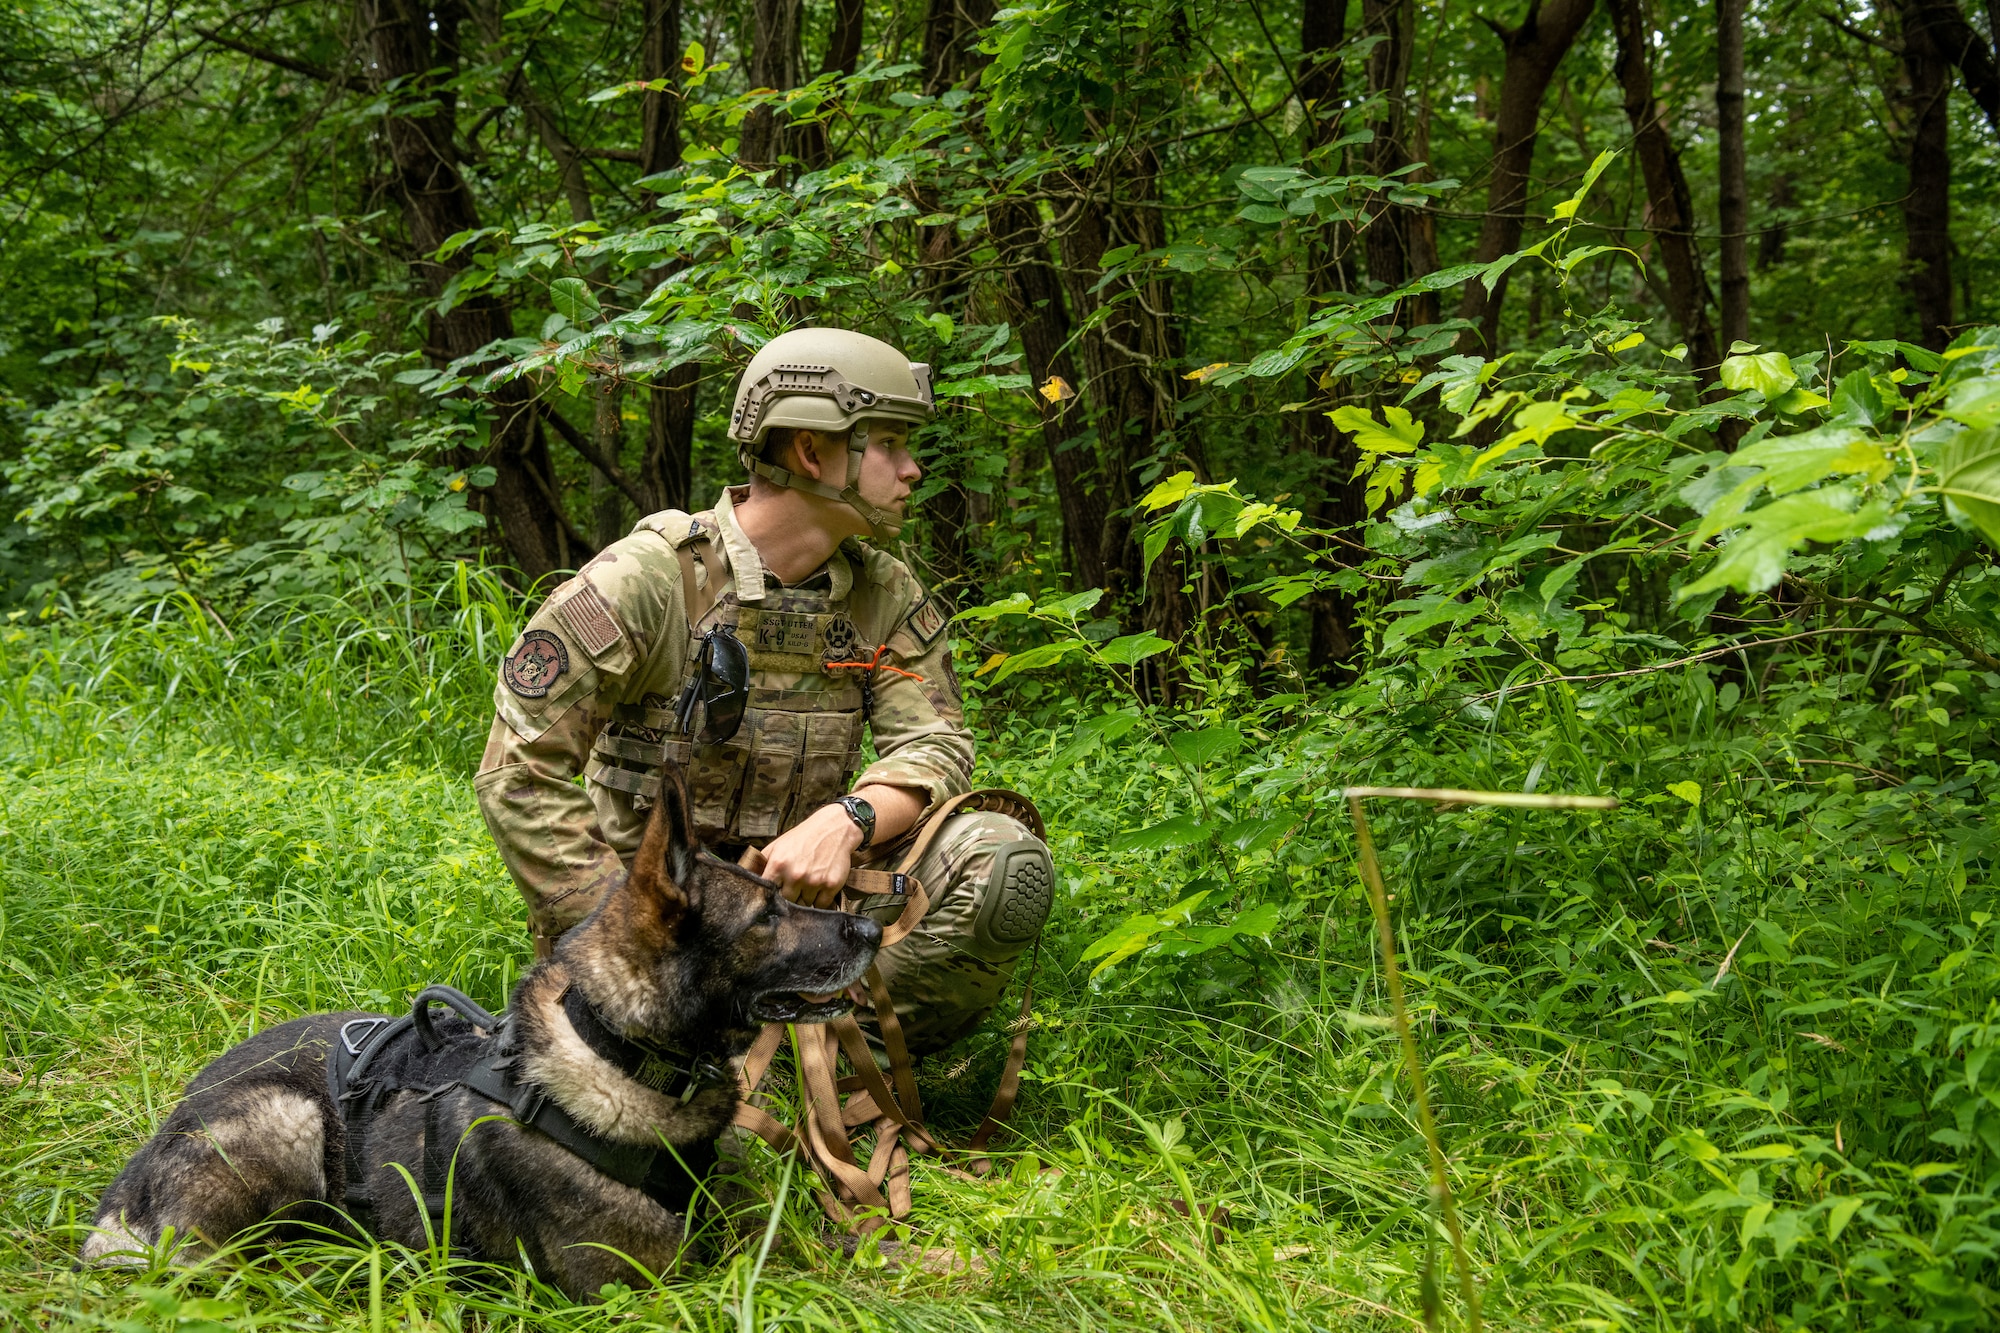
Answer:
[{"xmin": 973, "ymin": 839, "xmax": 1055, "ymax": 956}]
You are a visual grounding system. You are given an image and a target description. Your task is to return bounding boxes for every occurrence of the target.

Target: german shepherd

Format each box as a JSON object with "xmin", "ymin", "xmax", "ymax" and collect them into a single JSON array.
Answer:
[{"xmin": 82, "ymin": 771, "xmax": 880, "ymax": 1298}]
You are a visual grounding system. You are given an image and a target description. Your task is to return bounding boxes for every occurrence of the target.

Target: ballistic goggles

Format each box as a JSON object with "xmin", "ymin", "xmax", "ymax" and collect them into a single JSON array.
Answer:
[{"xmin": 674, "ymin": 626, "xmax": 749, "ymax": 747}]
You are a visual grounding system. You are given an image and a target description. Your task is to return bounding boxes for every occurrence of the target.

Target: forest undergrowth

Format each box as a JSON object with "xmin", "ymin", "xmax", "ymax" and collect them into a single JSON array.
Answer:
[{"xmin": 2, "ymin": 562, "xmax": 1997, "ymax": 1333}]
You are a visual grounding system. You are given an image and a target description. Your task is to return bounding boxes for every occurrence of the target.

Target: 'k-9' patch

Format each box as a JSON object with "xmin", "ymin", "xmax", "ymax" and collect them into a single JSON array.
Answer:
[
  {"xmin": 904, "ymin": 594, "xmax": 951, "ymax": 647},
  {"xmin": 503, "ymin": 629, "xmax": 570, "ymax": 699}
]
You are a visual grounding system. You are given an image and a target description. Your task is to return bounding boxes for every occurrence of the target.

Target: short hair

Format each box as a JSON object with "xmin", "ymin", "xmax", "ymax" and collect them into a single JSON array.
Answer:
[{"xmin": 757, "ymin": 425, "xmax": 850, "ymax": 467}]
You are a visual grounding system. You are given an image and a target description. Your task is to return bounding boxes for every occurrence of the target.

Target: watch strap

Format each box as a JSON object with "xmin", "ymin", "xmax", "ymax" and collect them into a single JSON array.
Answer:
[{"xmin": 836, "ymin": 794, "xmax": 876, "ymax": 849}]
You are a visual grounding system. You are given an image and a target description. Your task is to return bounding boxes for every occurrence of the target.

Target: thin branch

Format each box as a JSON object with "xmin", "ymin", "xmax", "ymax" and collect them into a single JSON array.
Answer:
[
  {"xmin": 1467, "ymin": 626, "xmax": 1900, "ymax": 704},
  {"xmin": 538, "ymin": 398, "xmax": 651, "ymax": 513},
  {"xmin": 194, "ymin": 27, "xmax": 366, "ymax": 91},
  {"xmin": 1788, "ymin": 574, "xmax": 2000, "ymax": 670}
]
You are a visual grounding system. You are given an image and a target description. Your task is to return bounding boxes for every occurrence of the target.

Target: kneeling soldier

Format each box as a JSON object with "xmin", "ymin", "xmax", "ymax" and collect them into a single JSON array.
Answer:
[{"xmin": 475, "ymin": 327, "xmax": 1054, "ymax": 1056}]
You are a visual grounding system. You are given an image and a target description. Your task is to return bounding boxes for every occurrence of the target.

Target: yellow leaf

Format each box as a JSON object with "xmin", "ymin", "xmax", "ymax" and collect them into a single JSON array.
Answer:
[
  {"xmin": 1610, "ymin": 332, "xmax": 1645, "ymax": 353},
  {"xmin": 1039, "ymin": 375, "xmax": 1076, "ymax": 402},
  {"xmin": 975, "ymin": 653, "xmax": 1008, "ymax": 678},
  {"xmin": 1184, "ymin": 362, "xmax": 1230, "ymax": 382}
]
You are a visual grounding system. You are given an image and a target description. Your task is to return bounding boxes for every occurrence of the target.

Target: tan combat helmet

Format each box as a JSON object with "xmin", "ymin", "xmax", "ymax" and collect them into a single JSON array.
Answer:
[{"xmin": 728, "ymin": 327, "xmax": 934, "ymax": 540}]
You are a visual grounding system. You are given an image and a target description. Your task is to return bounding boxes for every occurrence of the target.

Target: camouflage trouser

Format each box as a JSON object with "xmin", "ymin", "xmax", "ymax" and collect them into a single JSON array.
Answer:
[{"xmin": 850, "ymin": 809, "xmax": 1054, "ymax": 1057}]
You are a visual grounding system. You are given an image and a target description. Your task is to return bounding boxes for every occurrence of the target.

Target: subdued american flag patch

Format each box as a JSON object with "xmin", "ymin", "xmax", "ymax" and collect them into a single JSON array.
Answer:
[{"xmin": 555, "ymin": 580, "xmax": 624, "ymax": 657}]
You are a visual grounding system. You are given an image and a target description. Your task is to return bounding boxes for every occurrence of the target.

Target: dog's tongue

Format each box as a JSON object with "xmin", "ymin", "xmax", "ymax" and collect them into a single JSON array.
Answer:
[{"xmin": 800, "ymin": 991, "xmax": 839, "ymax": 1004}]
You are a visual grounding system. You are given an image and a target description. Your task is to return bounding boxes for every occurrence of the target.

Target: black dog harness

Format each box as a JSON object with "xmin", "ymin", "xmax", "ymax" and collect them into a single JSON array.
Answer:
[{"xmin": 327, "ymin": 985, "xmax": 729, "ymax": 1243}]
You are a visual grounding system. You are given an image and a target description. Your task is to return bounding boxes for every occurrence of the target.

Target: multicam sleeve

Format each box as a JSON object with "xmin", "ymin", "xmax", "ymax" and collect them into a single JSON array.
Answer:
[
  {"xmin": 853, "ymin": 584, "xmax": 974, "ymax": 816},
  {"xmin": 472, "ymin": 545, "xmax": 669, "ymax": 936}
]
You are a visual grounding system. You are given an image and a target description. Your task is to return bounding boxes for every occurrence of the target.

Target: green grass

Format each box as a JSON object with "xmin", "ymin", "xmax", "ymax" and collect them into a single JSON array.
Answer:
[{"xmin": 4, "ymin": 592, "xmax": 2000, "ymax": 1330}]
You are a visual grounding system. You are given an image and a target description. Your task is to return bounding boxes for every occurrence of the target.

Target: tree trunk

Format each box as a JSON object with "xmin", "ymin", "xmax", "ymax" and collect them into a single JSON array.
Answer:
[
  {"xmin": 822, "ymin": 0, "xmax": 865, "ymax": 77},
  {"xmin": 1454, "ymin": 0, "xmax": 1596, "ymax": 352},
  {"xmin": 991, "ymin": 199, "xmax": 1108, "ymax": 590},
  {"xmin": 1716, "ymin": 0, "xmax": 1750, "ymax": 352},
  {"xmin": 1358, "ymin": 0, "xmax": 1415, "ymax": 295},
  {"xmin": 741, "ymin": 0, "xmax": 802, "ymax": 171},
  {"xmin": 640, "ymin": 0, "xmax": 697, "ymax": 513},
  {"xmin": 1055, "ymin": 142, "xmax": 1196, "ymax": 678},
  {"xmin": 1908, "ymin": 0, "xmax": 2000, "ymax": 127},
  {"xmin": 1898, "ymin": 0, "xmax": 1957, "ymax": 349},
  {"xmin": 591, "ymin": 376, "xmax": 627, "ymax": 547},
  {"xmin": 1300, "ymin": 0, "xmax": 1369, "ymax": 678},
  {"xmin": 907, "ymin": 0, "xmax": 1000, "ymax": 590},
  {"xmin": 1609, "ymin": 0, "xmax": 1720, "ymax": 380},
  {"xmin": 363, "ymin": 0, "xmax": 571, "ymax": 580},
  {"xmin": 795, "ymin": 0, "xmax": 865, "ymax": 168},
  {"xmin": 922, "ymin": 0, "xmax": 997, "ymax": 95}
]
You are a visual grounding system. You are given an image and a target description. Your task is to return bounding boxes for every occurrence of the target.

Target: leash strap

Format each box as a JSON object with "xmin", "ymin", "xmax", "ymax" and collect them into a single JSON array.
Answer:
[{"xmin": 731, "ymin": 788, "xmax": 1046, "ymax": 1229}]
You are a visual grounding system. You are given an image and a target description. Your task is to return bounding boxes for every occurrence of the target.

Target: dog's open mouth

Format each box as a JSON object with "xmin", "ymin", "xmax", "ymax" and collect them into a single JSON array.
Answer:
[{"xmin": 749, "ymin": 989, "xmax": 856, "ymax": 1024}]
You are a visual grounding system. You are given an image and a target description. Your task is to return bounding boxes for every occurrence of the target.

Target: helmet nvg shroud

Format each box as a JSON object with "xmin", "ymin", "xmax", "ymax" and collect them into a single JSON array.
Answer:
[{"xmin": 728, "ymin": 327, "xmax": 935, "ymax": 540}]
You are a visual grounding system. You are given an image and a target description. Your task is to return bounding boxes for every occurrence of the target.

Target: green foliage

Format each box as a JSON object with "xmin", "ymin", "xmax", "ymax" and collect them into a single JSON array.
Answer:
[
  {"xmin": 4, "ymin": 566, "xmax": 1998, "ymax": 1330},
  {"xmin": 7, "ymin": 320, "xmax": 485, "ymax": 611},
  {"xmin": 7, "ymin": 3, "xmax": 2000, "ymax": 1328}
]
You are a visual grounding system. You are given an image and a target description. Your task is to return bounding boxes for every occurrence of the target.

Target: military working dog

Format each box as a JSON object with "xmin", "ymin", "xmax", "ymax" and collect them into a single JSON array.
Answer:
[{"xmin": 82, "ymin": 771, "xmax": 880, "ymax": 1297}]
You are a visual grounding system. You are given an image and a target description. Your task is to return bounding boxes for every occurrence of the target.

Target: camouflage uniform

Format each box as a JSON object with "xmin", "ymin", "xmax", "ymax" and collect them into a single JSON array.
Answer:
[{"xmin": 475, "ymin": 485, "xmax": 1050, "ymax": 1055}]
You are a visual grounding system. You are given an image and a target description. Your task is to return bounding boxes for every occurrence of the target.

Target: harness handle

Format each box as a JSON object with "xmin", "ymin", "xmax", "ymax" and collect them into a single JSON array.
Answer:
[{"xmin": 410, "ymin": 985, "xmax": 502, "ymax": 1053}]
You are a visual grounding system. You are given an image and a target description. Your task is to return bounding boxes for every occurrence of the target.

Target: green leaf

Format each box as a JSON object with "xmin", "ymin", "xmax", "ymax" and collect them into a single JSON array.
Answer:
[
  {"xmin": 1941, "ymin": 378, "xmax": 2000, "ymax": 429},
  {"xmin": 1681, "ymin": 488, "xmax": 1894, "ymax": 597},
  {"xmin": 955, "ymin": 592, "xmax": 1032, "ymax": 621},
  {"xmin": 987, "ymin": 639, "xmax": 1086, "ymax": 684},
  {"xmin": 1142, "ymin": 518, "xmax": 1178, "ymax": 573},
  {"xmin": 1037, "ymin": 588, "xmax": 1104, "ymax": 619},
  {"xmin": 1935, "ymin": 427, "xmax": 2000, "ymax": 550},
  {"xmin": 1046, "ymin": 710, "xmax": 1141, "ymax": 773},
  {"xmin": 1830, "ymin": 369, "xmax": 1886, "ymax": 426},
  {"xmin": 1667, "ymin": 781, "xmax": 1702, "ymax": 808},
  {"xmin": 549, "ymin": 277, "xmax": 600, "ymax": 325},
  {"xmin": 1380, "ymin": 594, "xmax": 1488, "ymax": 651},
  {"xmin": 1141, "ymin": 471, "xmax": 1198, "ymax": 511},
  {"xmin": 1158, "ymin": 902, "xmax": 1284, "ymax": 959},
  {"xmin": 1330, "ymin": 405, "xmax": 1425, "ymax": 454},
  {"xmin": 1465, "ymin": 399, "xmax": 1577, "ymax": 480},
  {"xmin": 1726, "ymin": 427, "xmax": 1891, "ymax": 496},
  {"xmin": 1109, "ymin": 816, "xmax": 1209, "ymax": 854},
  {"xmin": 1719, "ymin": 351, "xmax": 1798, "ymax": 398},
  {"xmin": 1166, "ymin": 724, "xmax": 1243, "ymax": 766},
  {"xmin": 1549, "ymin": 148, "xmax": 1619, "ymax": 221},
  {"xmin": 1827, "ymin": 1196, "xmax": 1863, "ymax": 1242},
  {"xmin": 1079, "ymin": 913, "xmax": 1165, "ymax": 975},
  {"xmin": 1481, "ymin": 238, "xmax": 1549, "ymax": 294},
  {"xmin": 1097, "ymin": 631, "xmax": 1172, "ymax": 666},
  {"xmin": 1769, "ymin": 386, "xmax": 1830, "ymax": 415},
  {"xmin": 934, "ymin": 373, "xmax": 1030, "ymax": 397}
]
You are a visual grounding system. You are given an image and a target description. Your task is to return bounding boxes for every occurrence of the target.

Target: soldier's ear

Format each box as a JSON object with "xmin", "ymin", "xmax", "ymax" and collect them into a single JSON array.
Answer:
[{"xmin": 628, "ymin": 769, "xmax": 698, "ymax": 931}]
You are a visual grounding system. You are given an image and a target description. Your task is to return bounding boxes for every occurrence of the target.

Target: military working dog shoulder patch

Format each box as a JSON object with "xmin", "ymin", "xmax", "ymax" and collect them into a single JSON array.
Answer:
[{"xmin": 503, "ymin": 629, "xmax": 570, "ymax": 698}]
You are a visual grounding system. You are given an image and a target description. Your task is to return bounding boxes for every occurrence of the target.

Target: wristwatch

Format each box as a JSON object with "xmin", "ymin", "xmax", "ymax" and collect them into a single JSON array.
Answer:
[{"xmin": 834, "ymin": 794, "xmax": 876, "ymax": 850}]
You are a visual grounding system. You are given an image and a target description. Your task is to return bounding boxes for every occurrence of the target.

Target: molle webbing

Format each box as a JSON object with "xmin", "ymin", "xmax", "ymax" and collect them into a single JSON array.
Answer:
[{"xmin": 595, "ymin": 513, "xmax": 875, "ymax": 841}]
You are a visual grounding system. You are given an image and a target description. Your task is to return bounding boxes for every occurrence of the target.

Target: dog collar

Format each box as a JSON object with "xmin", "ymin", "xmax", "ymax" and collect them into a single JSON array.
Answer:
[{"xmin": 560, "ymin": 986, "xmax": 730, "ymax": 1105}]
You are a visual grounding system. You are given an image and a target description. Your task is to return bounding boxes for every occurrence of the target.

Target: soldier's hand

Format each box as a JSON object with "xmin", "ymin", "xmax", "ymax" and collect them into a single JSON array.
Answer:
[{"xmin": 759, "ymin": 804, "xmax": 864, "ymax": 908}]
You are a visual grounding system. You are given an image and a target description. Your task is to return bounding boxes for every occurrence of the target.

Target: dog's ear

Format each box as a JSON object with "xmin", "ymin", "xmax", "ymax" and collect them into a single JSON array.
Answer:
[{"xmin": 628, "ymin": 767, "xmax": 700, "ymax": 931}]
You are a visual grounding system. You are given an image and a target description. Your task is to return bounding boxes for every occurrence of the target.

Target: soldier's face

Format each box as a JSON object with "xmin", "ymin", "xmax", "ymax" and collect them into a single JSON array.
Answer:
[{"xmin": 852, "ymin": 421, "xmax": 920, "ymax": 515}]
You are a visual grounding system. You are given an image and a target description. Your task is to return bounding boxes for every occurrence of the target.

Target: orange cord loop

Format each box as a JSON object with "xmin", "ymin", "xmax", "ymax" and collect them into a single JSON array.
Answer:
[{"xmin": 822, "ymin": 644, "xmax": 925, "ymax": 684}]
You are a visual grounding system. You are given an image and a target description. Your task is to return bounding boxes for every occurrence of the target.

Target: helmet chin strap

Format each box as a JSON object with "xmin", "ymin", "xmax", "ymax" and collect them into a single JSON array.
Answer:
[{"xmin": 746, "ymin": 427, "xmax": 906, "ymax": 542}]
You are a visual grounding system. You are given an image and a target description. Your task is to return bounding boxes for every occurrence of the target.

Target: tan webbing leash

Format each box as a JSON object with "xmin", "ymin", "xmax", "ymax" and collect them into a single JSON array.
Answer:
[{"xmin": 731, "ymin": 789, "xmax": 1045, "ymax": 1229}]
